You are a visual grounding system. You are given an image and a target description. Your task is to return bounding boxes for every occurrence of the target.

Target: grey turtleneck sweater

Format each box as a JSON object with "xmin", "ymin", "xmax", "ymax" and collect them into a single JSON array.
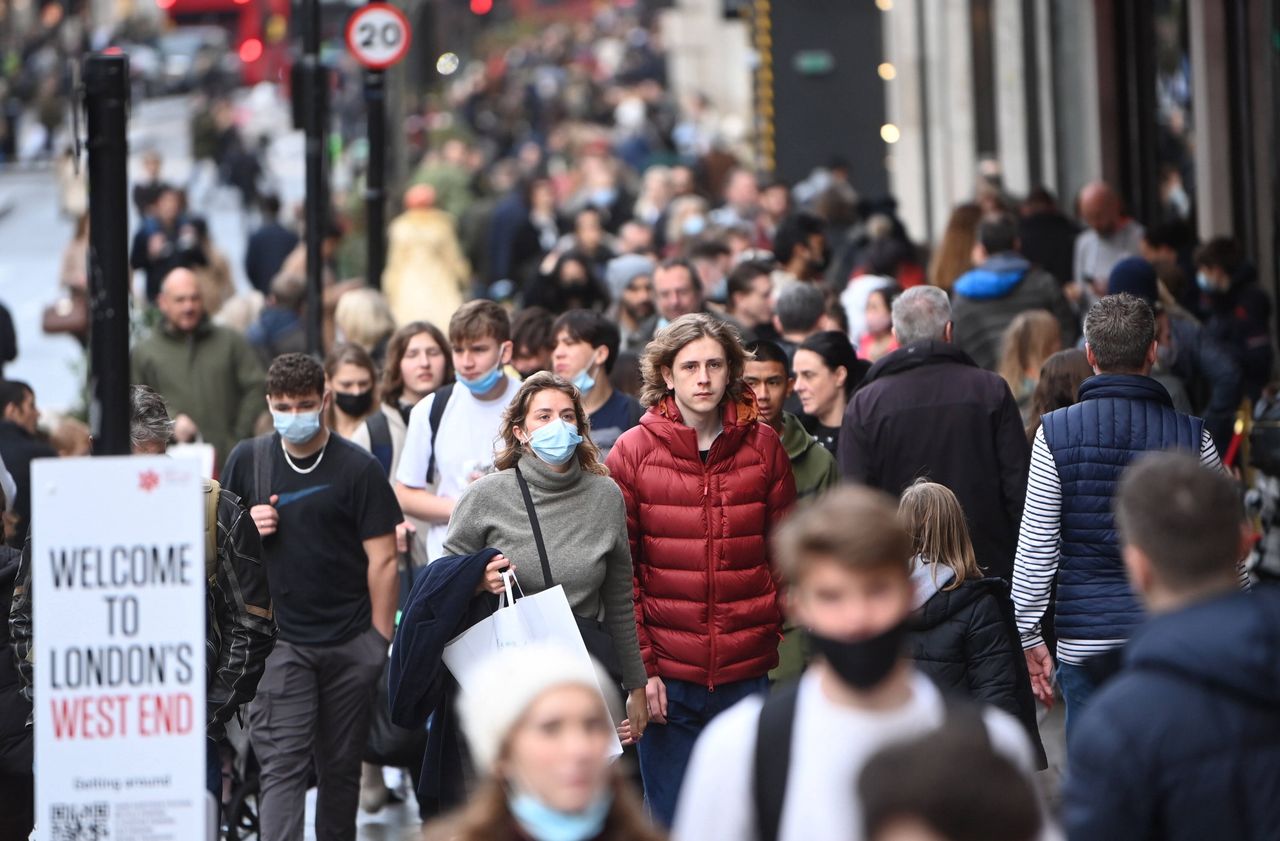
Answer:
[{"xmin": 444, "ymin": 453, "xmax": 647, "ymax": 690}]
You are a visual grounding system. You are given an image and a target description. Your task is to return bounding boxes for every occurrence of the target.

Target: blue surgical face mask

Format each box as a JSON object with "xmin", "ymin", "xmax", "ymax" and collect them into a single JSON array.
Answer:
[
  {"xmin": 1196, "ymin": 271, "xmax": 1216, "ymax": 294},
  {"xmin": 682, "ymin": 214, "xmax": 707, "ymax": 237},
  {"xmin": 571, "ymin": 365, "xmax": 596, "ymax": 394},
  {"xmin": 527, "ymin": 418, "xmax": 583, "ymax": 466},
  {"xmin": 459, "ymin": 363, "xmax": 503, "ymax": 395},
  {"xmin": 508, "ymin": 789, "xmax": 612, "ymax": 841},
  {"xmin": 272, "ymin": 409, "xmax": 322, "ymax": 444}
]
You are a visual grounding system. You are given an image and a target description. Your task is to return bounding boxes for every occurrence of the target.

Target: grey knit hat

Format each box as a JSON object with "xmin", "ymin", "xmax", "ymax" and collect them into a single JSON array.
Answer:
[{"xmin": 604, "ymin": 254, "xmax": 656, "ymax": 302}]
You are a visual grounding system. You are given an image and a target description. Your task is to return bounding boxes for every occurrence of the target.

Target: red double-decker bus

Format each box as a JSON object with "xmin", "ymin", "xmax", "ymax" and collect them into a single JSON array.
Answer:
[{"xmin": 157, "ymin": 0, "xmax": 291, "ymax": 86}]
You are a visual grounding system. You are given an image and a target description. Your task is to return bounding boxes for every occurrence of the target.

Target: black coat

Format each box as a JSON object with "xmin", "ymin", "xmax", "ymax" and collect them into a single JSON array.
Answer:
[
  {"xmin": 1016, "ymin": 209, "xmax": 1079, "ymax": 288},
  {"xmin": 908, "ymin": 576, "xmax": 1046, "ymax": 768},
  {"xmin": 1064, "ymin": 587, "xmax": 1280, "ymax": 841},
  {"xmin": 0, "ymin": 545, "xmax": 31, "ymax": 776},
  {"xmin": 388, "ymin": 548, "xmax": 501, "ymax": 819},
  {"xmin": 0, "ymin": 421, "xmax": 56, "ymax": 549},
  {"xmin": 839, "ymin": 341, "xmax": 1030, "ymax": 580},
  {"xmin": 244, "ymin": 221, "xmax": 300, "ymax": 296}
]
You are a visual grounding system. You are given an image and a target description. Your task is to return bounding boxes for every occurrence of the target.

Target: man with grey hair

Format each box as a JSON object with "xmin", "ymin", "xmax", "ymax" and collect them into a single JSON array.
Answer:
[
  {"xmin": 839, "ymin": 285, "xmax": 1030, "ymax": 580},
  {"xmin": 1012, "ymin": 293, "xmax": 1222, "ymax": 738},
  {"xmin": 8, "ymin": 384, "xmax": 276, "ymax": 808},
  {"xmin": 889, "ymin": 285, "xmax": 952, "ymax": 344}
]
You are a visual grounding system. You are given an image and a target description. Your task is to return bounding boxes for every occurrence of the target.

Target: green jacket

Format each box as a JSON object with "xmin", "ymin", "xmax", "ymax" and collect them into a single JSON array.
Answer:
[
  {"xmin": 770, "ymin": 414, "xmax": 838, "ymax": 682},
  {"xmin": 780, "ymin": 412, "xmax": 839, "ymax": 499},
  {"xmin": 131, "ymin": 319, "xmax": 265, "ymax": 468}
]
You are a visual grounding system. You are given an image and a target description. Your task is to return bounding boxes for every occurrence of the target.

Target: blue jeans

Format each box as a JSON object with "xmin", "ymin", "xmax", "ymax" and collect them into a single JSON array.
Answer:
[
  {"xmin": 1057, "ymin": 660, "xmax": 1100, "ymax": 746},
  {"xmin": 638, "ymin": 676, "xmax": 768, "ymax": 828}
]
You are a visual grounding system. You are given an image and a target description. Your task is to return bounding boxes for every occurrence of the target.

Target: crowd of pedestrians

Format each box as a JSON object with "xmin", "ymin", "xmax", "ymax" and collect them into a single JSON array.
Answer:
[{"xmin": 3, "ymin": 6, "xmax": 1280, "ymax": 841}]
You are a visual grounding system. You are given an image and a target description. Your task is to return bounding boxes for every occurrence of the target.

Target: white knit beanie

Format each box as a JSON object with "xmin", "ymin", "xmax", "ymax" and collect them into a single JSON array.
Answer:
[{"xmin": 458, "ymin": 643, "xmax": 619, "ymax": 775}]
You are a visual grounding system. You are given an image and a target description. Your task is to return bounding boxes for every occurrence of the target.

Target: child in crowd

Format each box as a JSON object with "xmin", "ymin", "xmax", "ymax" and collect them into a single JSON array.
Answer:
[{"xmin": 898, "ymin": 480, "xmax": 1046, "ymax": 767}]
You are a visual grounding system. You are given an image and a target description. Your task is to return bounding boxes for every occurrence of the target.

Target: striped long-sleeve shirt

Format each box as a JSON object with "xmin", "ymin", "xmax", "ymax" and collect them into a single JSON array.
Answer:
[{"xmin": 1012, "ymin": 425, "xmax": 1222, "ymax": 665}]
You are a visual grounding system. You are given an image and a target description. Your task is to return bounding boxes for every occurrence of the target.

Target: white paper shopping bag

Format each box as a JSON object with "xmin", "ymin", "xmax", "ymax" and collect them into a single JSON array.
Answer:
[{"xmin": 443, "ymin": 571, "xmax": 623, "ymax": 758}]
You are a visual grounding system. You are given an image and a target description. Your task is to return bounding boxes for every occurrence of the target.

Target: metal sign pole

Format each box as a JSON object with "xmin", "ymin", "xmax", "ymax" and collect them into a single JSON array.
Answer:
[{"xmin": 84, "ymin": 54, "xmax": 131, "ymax": 456}]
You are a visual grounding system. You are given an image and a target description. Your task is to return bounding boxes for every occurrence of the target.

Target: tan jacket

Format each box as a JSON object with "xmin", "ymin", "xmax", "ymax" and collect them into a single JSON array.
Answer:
[{"xmin": 382, "ymin": 208, "xmax": 470, "ymax": 329}]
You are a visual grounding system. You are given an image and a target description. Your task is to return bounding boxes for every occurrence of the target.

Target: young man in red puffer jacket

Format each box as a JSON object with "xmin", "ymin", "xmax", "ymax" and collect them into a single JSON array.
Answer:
[{"xmin": 606, "ymin": 312, "xmax": 796, "ymax": 827}]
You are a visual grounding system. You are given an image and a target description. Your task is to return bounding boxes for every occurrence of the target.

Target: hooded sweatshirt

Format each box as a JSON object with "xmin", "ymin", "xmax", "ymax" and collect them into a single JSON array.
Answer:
[{"xmin": 779, "ymin": 412, "xmax": 839, "ymax": 499}]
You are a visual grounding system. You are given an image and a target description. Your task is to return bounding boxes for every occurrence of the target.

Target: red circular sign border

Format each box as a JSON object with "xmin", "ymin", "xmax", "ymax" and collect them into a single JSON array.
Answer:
[{"xmin": 345, "ymin": 3, "xmax": 412, "ymax": 71}]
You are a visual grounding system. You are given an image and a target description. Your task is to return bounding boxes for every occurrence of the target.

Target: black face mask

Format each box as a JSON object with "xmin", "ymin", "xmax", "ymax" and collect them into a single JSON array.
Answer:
[
  {"xmin": 335, "ymin": 389, "xmax": 374, "ymax": 418},
  {"xmin": 808, "ymin": 621, "xmax": 906, "ymax": 691}
]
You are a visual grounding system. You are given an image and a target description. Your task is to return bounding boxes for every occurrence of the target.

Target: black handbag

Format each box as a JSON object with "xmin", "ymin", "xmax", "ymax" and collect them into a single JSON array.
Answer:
[
  {"xmin": 365, "ymin": 554, "xmax": 428, "ymax": 767},
  {"xmin": 365, "ymin": 657, "xmax": 427, "ymax": 766},
  {"xmin": 514, "ymin": 465, "xmax": 625, "ymax": 685}
]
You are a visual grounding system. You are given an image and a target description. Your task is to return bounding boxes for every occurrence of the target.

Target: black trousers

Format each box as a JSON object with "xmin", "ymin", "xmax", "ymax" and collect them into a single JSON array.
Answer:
[{"xmin": 247, "ymin": 628, "xmax": 387, "ymax": 841}]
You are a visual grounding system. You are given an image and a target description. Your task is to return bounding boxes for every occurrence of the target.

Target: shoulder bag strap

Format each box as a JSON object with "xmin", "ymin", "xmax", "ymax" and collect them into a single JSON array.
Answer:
[
  {"xmin": 204, "ymin": 479, "xmax": 221, "ymax": 580},
  {"xmin": 513, "ymin": 464, "xmax": 556, "ymax": 590},
  {"xmin": 754, "ymin": 680, "xmax": 800, "ymax": 841}
]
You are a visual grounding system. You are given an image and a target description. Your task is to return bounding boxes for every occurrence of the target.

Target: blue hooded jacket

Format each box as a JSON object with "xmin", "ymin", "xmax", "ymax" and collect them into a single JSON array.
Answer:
[
  {"xmin": 1065, "ymin": 586, "xmax": 1280, "ymax": 841},
  {"xmin": 953, "ymin": 253, "xmax": 1033, "ymax": 299},
  {"xmin": 951, "ymin": 253, "xmax": 1075, "ymax": 371}
]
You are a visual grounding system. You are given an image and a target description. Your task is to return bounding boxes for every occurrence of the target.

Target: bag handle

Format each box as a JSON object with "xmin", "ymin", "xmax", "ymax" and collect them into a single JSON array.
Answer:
[
  {"xmin": 514, "ymin": 465, "xmax": 556, "ymax": 590},
  {"xmin": 498, "ymin": 568, "xmax": 526, "ymax": 609}
]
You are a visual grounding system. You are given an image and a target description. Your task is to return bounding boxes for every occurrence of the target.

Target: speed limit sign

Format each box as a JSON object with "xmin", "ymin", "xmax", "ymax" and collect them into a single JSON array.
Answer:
[{"xmin": 345, "ymin": 3, "xmax": 412, "ymax": 70}]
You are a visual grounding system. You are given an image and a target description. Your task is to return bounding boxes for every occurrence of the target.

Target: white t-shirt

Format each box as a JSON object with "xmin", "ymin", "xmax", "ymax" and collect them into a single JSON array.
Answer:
[
  {"xmin": 673, "ymin": 670, "xmax": 1038, "ymax": 841},
  {"xmin": 395, "ymin": 377, "xmax": 522, "ymax": 561}
]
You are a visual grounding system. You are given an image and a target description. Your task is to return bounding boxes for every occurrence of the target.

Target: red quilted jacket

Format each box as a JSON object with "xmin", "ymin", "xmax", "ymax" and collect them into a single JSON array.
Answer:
[{"xmin": 605, "ymin": 393, "xmax": 797, "ymax": 688}]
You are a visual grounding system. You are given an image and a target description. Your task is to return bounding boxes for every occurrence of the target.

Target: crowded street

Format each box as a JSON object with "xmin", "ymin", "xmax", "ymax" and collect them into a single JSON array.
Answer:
[{"xmin": 1, "ymin": 1, "xmax": 1278, "ymax": 841}]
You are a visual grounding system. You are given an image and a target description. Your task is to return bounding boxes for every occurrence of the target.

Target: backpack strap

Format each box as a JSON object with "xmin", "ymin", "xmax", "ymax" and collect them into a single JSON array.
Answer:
[
  {"xmin": 252, "ymin": 433, "xmax": 274, "ymax": 506},
  {"xmin": 425, "ymin": 384, "xmax": 453, "ymax": 485},
  {"xmin": 204, "ymin": 479, "xmax": 221, "ymax": 581},
  {"xmin": 366, "ymin": 409, "xmax": 393, "ymax": 476},
  {"xmin": 752, "ymin": 679, "xmax": 989, "ymax": 841},
  {"xmin": 753, "ymin": 680, "xmax": 800, "ymax": 841},
  {"xmin": 939, "ymin": 691, "xmax": 991, "ymax": 749}
]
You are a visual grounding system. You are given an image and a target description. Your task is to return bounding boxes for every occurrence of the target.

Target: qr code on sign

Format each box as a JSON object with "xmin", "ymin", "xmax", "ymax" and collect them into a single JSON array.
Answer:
[{"xmin": 50, "ymin": 802, "xmax": 110, "ymax": 841}]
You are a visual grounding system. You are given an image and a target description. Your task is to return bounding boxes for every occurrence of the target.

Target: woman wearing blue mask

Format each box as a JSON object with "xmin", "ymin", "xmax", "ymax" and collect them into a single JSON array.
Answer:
[
  {"xmin": 425, "ymin": 643, "xmax": 665, "ymax": 841},
  {"xmin": 443, "ymin": 372, "xmax": 649, "ymax": 749}
]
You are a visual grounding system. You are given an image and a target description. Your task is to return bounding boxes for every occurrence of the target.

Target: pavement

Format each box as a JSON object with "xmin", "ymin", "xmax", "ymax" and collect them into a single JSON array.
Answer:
[
  {"xmin": 0, "ymin": 165, "xmax": 85, "ymax": 414},
  {"xmin": 0, "ymin": 89, "xmax": 305, "ymax": 417}
]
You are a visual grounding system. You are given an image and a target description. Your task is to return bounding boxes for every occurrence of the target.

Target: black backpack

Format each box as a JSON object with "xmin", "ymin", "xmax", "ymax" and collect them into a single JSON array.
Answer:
[{"xmin": 752, "ymin": 680, "xmax": 990, "ymax": 841}]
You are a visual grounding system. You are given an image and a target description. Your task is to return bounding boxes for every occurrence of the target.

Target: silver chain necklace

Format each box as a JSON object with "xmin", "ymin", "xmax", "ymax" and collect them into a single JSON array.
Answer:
[{"xmin": 281, "ymin": 438, "xmax": 328, "ymax": 474}]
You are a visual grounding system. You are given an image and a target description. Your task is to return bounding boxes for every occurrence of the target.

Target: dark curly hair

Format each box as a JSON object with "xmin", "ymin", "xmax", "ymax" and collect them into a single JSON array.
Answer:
[{"xmin": 266, "ymin": 352, "xmax": 325, "ymax": 398}]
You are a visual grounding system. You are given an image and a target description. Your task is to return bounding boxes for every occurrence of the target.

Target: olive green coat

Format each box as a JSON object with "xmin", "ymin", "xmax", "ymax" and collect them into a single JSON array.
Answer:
[{"xmin": 131, "ymin": 319, "xmax": 265, "ymax": 468}]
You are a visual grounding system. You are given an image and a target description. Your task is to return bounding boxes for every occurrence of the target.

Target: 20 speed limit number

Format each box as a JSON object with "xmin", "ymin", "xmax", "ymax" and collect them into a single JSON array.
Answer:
[{"xmin": 346, "ymin": 4, "xmax": 412, "ymax": 70}]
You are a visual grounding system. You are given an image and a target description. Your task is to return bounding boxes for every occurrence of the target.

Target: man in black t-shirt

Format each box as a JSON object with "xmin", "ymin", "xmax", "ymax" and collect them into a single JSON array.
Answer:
[{"xmin": 222, "ymin": 353, "xmax": 401, "ymax": 841}]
